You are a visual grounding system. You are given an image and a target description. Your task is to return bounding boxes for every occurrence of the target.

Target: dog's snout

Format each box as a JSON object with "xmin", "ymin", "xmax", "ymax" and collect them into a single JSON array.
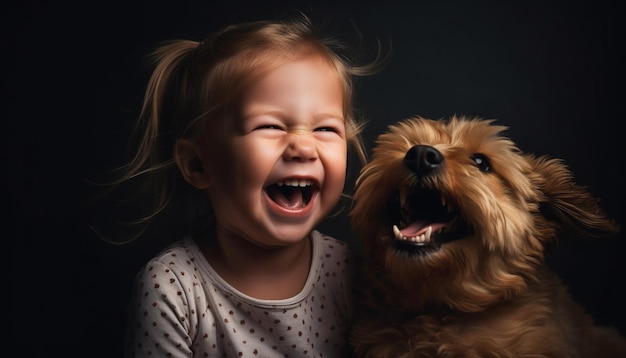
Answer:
[{"xmin": 404, "ymin": 145, "xmax": 444, "ymax": 175}]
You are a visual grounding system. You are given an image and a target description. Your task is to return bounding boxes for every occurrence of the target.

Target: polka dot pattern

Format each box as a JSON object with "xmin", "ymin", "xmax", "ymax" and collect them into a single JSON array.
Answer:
[{"xmin": 125, "ymin": 230, "xmax": 354, "ymax": 357}]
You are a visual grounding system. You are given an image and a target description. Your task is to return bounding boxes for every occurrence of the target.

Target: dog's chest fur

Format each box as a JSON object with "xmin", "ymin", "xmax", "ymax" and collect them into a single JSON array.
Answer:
[{"xmin": 353, "ymin": 267, "xmax": 595, "ymax": 357}]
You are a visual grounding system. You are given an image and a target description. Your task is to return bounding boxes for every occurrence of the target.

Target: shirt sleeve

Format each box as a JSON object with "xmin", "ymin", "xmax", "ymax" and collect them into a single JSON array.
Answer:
[{"xmin": 124, "ymin": 260, "xmax": 197, "ymax": 358}]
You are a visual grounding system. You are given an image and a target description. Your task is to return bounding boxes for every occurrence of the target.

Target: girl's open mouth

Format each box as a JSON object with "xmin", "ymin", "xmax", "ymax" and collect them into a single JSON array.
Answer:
[{"xmin": 266, "ymin": 179, "xmax": 317, "ymax": 209}]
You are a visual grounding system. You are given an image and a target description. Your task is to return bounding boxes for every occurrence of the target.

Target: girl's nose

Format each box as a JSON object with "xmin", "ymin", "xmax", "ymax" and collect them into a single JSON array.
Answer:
[{"xmin": 283, "ymin": 132, "xmax": 318, "ymax": 162}]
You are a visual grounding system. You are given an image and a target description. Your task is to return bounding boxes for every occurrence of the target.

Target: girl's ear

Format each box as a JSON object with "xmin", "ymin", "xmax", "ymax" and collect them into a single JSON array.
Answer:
[{"xmin": 174, "ymin": 139, "xmax": 211, "ymax": 189}]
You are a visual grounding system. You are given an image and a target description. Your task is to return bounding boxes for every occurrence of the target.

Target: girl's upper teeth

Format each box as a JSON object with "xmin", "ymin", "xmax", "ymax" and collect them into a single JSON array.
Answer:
[{"xmin": 277, "ymin": 179, "xmax": 313, "ymax": 187}]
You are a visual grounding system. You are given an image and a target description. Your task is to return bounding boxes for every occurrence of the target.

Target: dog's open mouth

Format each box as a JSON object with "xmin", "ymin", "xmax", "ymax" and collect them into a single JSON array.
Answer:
[{"xmin": 391, "ymin": 187, "xmax": 471, "ymax": 253}]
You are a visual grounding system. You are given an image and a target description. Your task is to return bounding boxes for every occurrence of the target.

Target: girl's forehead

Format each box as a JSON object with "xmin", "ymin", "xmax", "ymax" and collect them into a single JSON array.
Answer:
[
  {"xmin": 198, "ymin": 47, "xmax": 350, "ymax": 134},
  {"xmin": 255, "ymin": 48, "xmax": 340, "ymax": 77},
  {"xmin": 222, "ymin": 51, "xmax": 344, "ymax": 101}
]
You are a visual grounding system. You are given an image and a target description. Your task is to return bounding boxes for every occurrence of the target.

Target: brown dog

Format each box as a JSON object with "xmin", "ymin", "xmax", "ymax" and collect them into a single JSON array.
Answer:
[{"xmin": 349, "ymin": 116, "xmax": 626, "ymax": 357}]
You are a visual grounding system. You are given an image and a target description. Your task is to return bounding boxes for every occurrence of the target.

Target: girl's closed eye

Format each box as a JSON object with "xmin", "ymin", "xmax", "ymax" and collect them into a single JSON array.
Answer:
[
  {"xmin": 242, "ymin": 112, "xmax": 286, "ymax": 133},
  {"xmin": 315, "ymin": 126, "xmax": 338, "ymax": 132},
  {"xmin": 255, "ymin": 124, "xmax": 285, "ymax": 131},
  {"xmin": 313, "ymin": 120, "xmax": 346, "ymax": 138}
]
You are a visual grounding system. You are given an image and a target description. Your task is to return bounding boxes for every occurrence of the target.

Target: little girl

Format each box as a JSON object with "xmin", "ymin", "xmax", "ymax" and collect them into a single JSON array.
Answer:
[{"xmin": 118, "ymin": 14, "xmax": 382, "ymax": 357}]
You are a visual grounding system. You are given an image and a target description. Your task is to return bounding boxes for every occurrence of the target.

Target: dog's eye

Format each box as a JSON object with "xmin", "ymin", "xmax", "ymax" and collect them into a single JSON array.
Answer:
[{"xmin": 472, "ymin": 153, "xmax": 491, "ymax": 172}]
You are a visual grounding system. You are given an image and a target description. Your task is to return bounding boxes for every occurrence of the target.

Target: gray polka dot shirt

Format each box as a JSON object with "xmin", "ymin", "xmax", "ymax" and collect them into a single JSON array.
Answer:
[{"xmin": 125, "ymin": 230, "xmax": 355, "ymax": 358}]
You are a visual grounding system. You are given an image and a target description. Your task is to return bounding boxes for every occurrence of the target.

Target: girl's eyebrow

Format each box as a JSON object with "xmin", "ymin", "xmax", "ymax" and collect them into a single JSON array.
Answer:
[
  {"xmin": 316, "ymin": 114, "xmax": 345, "ymax": 122},
  {"xmin": 242, "ymin": 109, "xmax": 345, "ymax": 122}
]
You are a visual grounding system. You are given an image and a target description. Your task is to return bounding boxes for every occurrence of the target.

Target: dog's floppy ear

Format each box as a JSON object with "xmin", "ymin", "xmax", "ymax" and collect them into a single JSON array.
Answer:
[{"xmin": 529, "ymin": 155, "xmax": 620, "ymax": 239}]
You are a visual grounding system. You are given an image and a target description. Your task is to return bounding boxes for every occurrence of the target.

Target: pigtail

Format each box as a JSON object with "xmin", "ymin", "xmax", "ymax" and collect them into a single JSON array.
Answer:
[
  {"xmin": 91, "ymin": 40, "xmax": 202, "ymax": 243},
  {"xmin": 124, "ymin": 40, "xmax": 199, "ymax": 181},
  {"xmin": 127, "ymin": 40, "xmax": 202, "ymax": 224}
]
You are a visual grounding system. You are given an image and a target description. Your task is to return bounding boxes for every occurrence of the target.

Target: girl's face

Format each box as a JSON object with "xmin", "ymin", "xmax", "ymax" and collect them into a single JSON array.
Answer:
[{"xmin": 204, "ymin": 54, "xmax": 347, "ymax": 248}]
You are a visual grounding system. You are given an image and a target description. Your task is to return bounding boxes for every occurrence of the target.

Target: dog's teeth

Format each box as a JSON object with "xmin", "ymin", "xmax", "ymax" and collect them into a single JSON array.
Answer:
[
  {"xmin": 440, "ymin": 194, "xmax": 446, "ymax": 206},
  {"xmin": 415, "ymin": 227, "xmax": 433, "ymax": 243},
  {"xmin": 393, "ymin": 225, "xmax": 435, "ymax": 243},
  {"xmin": 393, "ymin": 225, "xmax": 404, "ymax": 240}
]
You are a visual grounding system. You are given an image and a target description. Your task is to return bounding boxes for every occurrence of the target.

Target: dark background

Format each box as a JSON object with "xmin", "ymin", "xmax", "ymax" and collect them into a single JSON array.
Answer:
[{"xmin": 7, "ymin": 1, "xmax": 624, "ymax": 357}]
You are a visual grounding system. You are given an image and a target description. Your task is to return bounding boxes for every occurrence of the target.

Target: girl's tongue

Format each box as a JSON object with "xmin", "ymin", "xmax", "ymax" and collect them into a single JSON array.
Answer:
[{"xmin": 267, "ymin": 185, "xmax": 306, "ymax": 209}]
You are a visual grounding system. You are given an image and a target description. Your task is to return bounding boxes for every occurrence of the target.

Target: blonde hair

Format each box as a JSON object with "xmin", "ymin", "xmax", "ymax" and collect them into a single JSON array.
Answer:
[{"xmin": 100, "ymin": 14, "xmax": 386, "ymax": 243}]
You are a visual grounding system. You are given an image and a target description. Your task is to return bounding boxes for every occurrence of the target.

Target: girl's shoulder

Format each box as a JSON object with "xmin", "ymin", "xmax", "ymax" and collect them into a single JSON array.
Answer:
[
  {"xmin": 148, "ymin": 236, "xmax": 201, "ymax": 266},
  {"xmin": 134, "ymin": 236, "xmax": 207, "ymax": 287}
]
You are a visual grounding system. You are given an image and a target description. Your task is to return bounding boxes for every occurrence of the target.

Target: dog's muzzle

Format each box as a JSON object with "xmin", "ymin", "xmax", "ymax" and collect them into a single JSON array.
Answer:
[{"xmin": 391, "ymin": 145, "xmax": 471, "ymax": 254}]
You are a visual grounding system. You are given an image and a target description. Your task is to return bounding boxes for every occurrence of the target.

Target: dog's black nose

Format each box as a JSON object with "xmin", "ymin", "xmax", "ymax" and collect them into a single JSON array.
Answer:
[{"xmin": 404, "ymin": 145, "xmax": 444, "ymax": 175}]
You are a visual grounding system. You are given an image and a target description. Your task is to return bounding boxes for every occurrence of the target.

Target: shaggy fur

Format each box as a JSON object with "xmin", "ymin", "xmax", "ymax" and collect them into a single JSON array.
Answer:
[{"xmin": 349, "ymin": 116, "xmax": 625, "ymax": 357}]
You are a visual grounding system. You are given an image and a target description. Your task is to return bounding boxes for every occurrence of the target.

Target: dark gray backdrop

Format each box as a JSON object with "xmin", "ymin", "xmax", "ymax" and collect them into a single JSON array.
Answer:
[{"xmin": 8, "ymin": 1, "xmax": 624, "ymax": 357}]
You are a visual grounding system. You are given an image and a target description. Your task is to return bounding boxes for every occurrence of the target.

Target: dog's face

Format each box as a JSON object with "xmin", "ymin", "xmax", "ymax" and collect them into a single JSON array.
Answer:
[{"xmin": 351, "ymin": 116, "xmax": 618, "ymax": 311}]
